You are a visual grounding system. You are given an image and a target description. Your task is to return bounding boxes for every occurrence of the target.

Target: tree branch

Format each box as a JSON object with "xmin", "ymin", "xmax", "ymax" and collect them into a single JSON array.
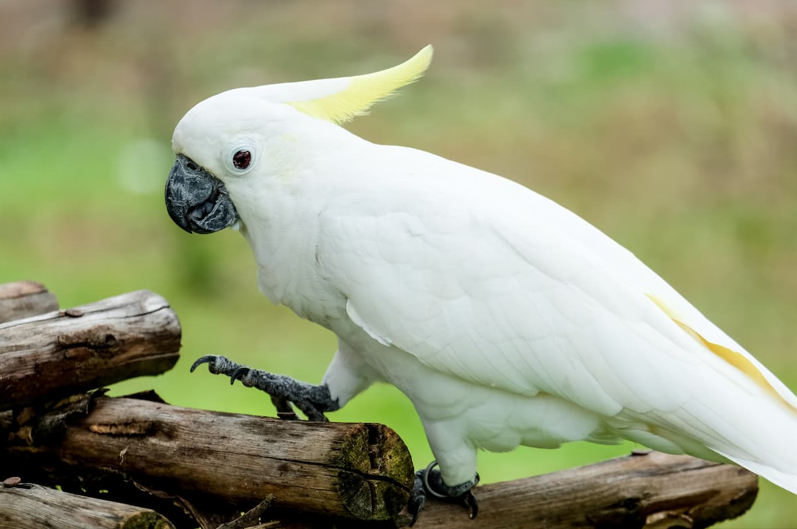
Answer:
[
  {"xmin": 0, "ymin": 394, "xmax": 414, "ymax": 523},
  {"xmin": 0, "ymin": 290, "xmax": 180, "ymax": 411},
  {"xmin": 405, "ymin": 450, "xmax": 758, "ymax": 529},
  {"xmin": 0, "ymin": 482, "xmax": 175, "ymax": 529}
]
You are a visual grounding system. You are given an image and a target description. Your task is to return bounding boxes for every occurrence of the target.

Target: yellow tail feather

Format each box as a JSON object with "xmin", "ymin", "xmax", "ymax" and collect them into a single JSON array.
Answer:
[{"xmin": 647, "ymin": 293, "xmax": 797, "ymax": 413}]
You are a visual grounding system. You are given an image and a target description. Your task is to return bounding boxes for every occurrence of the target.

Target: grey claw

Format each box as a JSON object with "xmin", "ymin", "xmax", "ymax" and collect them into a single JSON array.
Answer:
[
  {"xmin": 230, "ymin": 366, "xmax": 250, "ymax": 385},
  {"xmin": 464, "ymin": 489, "xmax": 479, "ymax": 519},
  {"xmin": 409, "ymin": 470, "xmax": 427, "ymax": 526},
  {"xmin": 190, "ymin": 355, "xmax": 217, "ymax": 373},
  {"xmin": 303, "ymin": 406, "xmax": 328, "ymax": 422},
  {"xmin": 409, "ymin": 495, "xmax": 425, "ymax": 526},
  {"xmin": 272, "ymin": 397, "xmax": 299, "ymax": 420}
]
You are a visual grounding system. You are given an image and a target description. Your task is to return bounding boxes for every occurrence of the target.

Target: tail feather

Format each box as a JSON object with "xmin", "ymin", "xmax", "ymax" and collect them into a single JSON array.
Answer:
[
  {"xmin": 716, "ymin": 450, "xmax": 797, "ymax": 495},
  {"xmin": 612, "ymin": 372, "xmax": 797, "ymax": 496}
]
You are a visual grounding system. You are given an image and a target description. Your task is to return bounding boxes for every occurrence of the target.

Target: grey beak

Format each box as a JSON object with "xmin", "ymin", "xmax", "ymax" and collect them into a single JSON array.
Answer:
[{"xmin": 165, "ymin": 154, "xmax": 238, "ymax": 234}]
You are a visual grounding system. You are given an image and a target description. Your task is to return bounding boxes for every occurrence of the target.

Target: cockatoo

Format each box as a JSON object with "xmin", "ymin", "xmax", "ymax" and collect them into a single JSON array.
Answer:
[{"xmin": 165, "ymin": 46, "xmax": 797, "ymax": 521}]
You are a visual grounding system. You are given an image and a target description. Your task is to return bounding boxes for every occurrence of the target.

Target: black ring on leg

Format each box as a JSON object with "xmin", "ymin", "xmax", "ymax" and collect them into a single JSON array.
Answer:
[
  {"xmin": 422, "ymin": 460, "xmax": 480, "ymax": 501},
  {"xmin": 421, "ymin": 460, "xmax": 449, "ymax": 500}
]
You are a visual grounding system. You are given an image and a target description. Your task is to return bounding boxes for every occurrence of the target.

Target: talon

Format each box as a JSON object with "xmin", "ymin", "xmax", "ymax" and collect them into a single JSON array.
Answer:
[
  {"xmin": 409, "ymin": 470, "xmax": 427, "ymax": 526},
  {"xmin": 303, "ymin": 407, "xmax": 328, "ymax": 422},
  {"xmin": 463, "ymin": 489, "xmax": 478, "ymax": 519},
  {"xmin": 190, "ymin": 355, "xmax": 217, "ymax": 373},
  {"xmin": 272, "ymin": 396, "xmax": 298, "ymax": 420},
  {"xmin": 230, "ymin": 366, "xmax": 250, "ymax": 385},
  {"xmin": 409, "ymin": 495, "xmax": 425, "ymax": 526}
]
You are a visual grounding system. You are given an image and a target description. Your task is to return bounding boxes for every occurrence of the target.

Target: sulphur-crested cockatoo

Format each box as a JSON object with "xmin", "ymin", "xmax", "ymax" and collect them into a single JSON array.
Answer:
[{"xmin": 165, "ymin": 46, "xmax": 797, "ymax": 520}]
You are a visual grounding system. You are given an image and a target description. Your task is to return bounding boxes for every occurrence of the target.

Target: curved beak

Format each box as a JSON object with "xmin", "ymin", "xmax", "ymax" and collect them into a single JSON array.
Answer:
[{"xmin": 165, "ymin": 154, "xmax": 238, "ymax": 234}]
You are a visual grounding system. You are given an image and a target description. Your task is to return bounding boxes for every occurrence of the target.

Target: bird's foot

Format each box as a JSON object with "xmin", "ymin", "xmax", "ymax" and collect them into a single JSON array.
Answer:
[
  {"xmin": 190, "ymin": 355, "xmax": 339, "ymax": 422},
  {"xmin": 408, "ymin": 460, "xmax": 479, "ymax": 526}
]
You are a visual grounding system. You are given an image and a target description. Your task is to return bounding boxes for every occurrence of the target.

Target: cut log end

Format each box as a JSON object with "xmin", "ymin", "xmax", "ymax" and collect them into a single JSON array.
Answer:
[
  {"xmin": 335, "ymin": 422, "xmax": 414, "ymax": 520},
  {"xmin": 0, "ymin": 281, "xmax": 49, "ymax": 298},
  {"xmin": 0, "ymin": 281, "xmax": 59, "ymax": 324}
]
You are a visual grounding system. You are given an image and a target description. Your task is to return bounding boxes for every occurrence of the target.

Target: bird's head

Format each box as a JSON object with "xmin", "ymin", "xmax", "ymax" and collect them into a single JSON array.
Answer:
[{"xmin": 165, "ymin": 45, "xmax": 433, "ymax": 234}]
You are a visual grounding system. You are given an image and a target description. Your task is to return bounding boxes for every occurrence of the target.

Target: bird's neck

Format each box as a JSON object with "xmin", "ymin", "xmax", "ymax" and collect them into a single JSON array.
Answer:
[
  {"xmin": 236, "ymin": 126, "xmax": 365, "ymax": 320},
  {"xmin": 236, "ymin": 180, "xmax": 321, "ymax": 312}
]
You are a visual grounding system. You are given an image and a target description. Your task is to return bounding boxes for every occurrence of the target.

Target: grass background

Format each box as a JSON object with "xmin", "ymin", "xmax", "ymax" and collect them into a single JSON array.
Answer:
[{"xmin": 1, "ymin": 1, "xmax": 795, "ymax": 526}]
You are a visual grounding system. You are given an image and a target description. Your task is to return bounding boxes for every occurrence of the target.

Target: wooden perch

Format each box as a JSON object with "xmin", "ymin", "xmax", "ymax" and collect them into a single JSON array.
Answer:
[
  {"xmin": 0, "ymin": 396, "xmax": 757, "ymax": 529},
  {"xmin": 0, "ymin": 283, "xmax": 760, "ymax": 528},
  {"xmin": 407, "ymin": 450, "xmax": 758, "ymax": 529},
  {"xmin": 0, "ymin": 290, "xmax": 180, "ymax": 411},
  {"xmin": 0, "ymin": 482, "xmax": 175, "ymax": 529},
  {"xmin": 1, "ymin": 395, "xmax": 414, "ymax": 523},
  {"xmin": 0, "ymin": 281, "xmax": 58, "ymax": 324}
]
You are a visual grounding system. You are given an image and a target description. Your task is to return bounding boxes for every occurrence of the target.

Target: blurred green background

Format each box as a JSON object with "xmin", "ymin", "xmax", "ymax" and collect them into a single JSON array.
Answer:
[{"xmin": 1, "ymin": 0, "xmax": 795, "ymax": 526}]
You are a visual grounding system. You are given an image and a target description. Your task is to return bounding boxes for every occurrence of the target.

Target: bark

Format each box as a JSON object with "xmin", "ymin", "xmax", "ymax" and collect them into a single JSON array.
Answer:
[
  {"xmin": 0, "ymin": 482, "xmax": 174, "ymax": 529},
  {"xmin": 0, "ymin": 290, "xmax": 180, "ymax": 411},
  {"xmin": 0, "ymin": 281, "xmax": 58, "ymax": 324},
  {"xmin": 405, "ymin": 450, "xmax": 758, "ymax": 529},
  {"xmin": 1, "ymin": 395, "xmax": 414, "ymax": 523}
]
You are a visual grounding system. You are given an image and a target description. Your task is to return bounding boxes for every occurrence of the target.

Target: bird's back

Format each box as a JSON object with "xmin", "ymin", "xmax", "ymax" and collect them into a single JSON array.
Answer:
[{"xmin": 321, "ymin": 142, "xmax": 797, "ymax": 493}]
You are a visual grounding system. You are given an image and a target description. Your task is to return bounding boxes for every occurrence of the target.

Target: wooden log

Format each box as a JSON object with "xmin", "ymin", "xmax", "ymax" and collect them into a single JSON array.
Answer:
[
  {"xmin": 0, "ymin": 290, "xmax": 180, "ymax": 411},
  {"xmin": 2, "ymin": 395, "xmax": 414, "ymax": 523},
  {"xmin": 0, "ymin": 482, "xmax": 175, "ymax": 529},
  {"xmin": 0, "ymin": 281, "xmax": 58, "ymax": 324},
  {"xmin": 237, "ymin": 451, "xmax": 758, "ymax": 529},
  {"xmin": 407, "ymin": 450, "xmax": 758, "ymax": 529}
]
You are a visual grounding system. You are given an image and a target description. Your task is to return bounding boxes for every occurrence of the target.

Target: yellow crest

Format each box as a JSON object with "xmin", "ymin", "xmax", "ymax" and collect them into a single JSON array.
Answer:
[{"xmin": 288, "ymin": 45, "xmax": 433, "ymax": 124}]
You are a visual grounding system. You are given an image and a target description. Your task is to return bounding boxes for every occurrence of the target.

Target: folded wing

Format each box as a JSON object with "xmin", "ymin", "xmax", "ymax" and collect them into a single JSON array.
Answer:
[{"xmin": 318, "ymin": 147, "xmax": 797, "ymax": 493}]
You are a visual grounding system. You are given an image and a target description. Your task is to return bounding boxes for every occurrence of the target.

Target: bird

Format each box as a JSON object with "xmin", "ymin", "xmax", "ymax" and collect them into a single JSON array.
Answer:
[{"xmin": 164, "ymin": 45, "xmax": 797, "ymax": 521}]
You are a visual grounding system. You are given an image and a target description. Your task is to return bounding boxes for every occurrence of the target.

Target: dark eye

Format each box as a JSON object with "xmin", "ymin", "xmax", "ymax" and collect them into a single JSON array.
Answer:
[{"xmin": 233, "ymin": 150, "xmax": 251, "ymax": 170}]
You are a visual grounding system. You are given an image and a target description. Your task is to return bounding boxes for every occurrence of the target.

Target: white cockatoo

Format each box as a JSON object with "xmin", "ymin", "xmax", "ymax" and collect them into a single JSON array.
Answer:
[{"xmin": 165, "ymin": 46, "xmax": 797, "ymax": 519}]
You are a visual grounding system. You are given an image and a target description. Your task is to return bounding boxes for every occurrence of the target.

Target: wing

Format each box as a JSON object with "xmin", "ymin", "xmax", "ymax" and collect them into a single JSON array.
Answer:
[{"xmin": 317, "ymin": 146, "xmax": 797, "ymax": 491}]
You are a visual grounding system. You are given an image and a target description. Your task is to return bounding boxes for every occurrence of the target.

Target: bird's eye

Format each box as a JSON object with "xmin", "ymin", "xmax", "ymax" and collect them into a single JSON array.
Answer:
[{"xmin": 233, "ymin": 150, "xmax": 251, "ymax": 170}]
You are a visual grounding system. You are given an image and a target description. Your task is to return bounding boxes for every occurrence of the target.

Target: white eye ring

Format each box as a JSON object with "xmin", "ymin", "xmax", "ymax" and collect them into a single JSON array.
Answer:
[{"xmin": 225, "ymin": 140, "xmax": 256, "ymax": 175}]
